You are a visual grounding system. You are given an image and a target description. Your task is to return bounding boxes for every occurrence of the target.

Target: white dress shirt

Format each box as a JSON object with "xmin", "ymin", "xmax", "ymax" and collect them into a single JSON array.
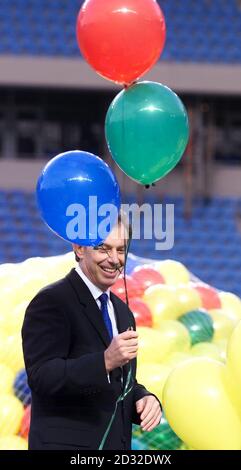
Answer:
[{"xmin": 75, "ymin": 265, "xmax": 119, "ymax": 337}]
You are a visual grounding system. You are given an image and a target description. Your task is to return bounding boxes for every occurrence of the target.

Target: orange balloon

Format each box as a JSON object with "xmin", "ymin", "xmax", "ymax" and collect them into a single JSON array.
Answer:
[
  {"xmin": 76, "ymin": 0, "xmax": 166, "ymax": 85},
  {"xmin": 131, "ymin": 266, "xmax": 165, "ymax": 295},
  {"xmin": 192, "ymin": 283, "xmax": 221, "ymax": 310},
  {"xmin": 20, "ymin": 405, "xmax": 31, "ymax": 440}
]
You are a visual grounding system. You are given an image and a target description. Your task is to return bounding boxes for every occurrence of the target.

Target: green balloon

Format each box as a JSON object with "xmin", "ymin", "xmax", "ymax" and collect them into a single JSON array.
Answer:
[
  {"xmin": 105, "ymin": 81, "xmax": 189, "ymax": 185},
  {"xmin": 178, "ymin": 309, "xmax": 214, "ymax": 345},
  {"xmin": 140, "ymin": 414, "xmax": 182, "ymax": 450}
]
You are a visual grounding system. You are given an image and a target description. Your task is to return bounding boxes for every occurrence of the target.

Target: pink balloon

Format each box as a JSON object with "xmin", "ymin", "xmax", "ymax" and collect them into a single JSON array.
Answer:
[
  {"xmin": 192, "ymin": 283, "xmax": 221, "ymax": 310},
  {"xmin": 129, "ymin": 298, "xmax": 153, "ymax": 327},
  {"xmin": 132, "ymin": 266, "xmax": 165, "ymax": 294},
  {"xmin": 111, "ymin": 275, "xmax": 142, "ymax": 301}
]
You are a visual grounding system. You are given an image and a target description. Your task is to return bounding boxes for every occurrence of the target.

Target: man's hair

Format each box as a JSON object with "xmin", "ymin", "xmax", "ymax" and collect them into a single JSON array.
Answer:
[
  {"xmin": 75, "ymin": 210, "xmax": 132, "ymax": 263},
  {"xmin": 118, "ymin": 208, "xmax": 132, "ymax": 240}
]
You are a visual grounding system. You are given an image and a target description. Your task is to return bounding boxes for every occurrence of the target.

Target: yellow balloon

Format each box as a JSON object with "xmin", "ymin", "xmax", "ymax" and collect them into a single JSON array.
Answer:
[
  {"xmin": 44, "ymin": 252, "xmax": 74, "ymax": 282},
  {"xmin": 179, "ymin": 443, "xmax": 189, "ymax": 450},
  {"xmin": 13, "ymin": 275, "xmax": 47, "ymax": 304},
  {"xmin": 191, "ymin": 342, "xmax": 223, "ymax": 362},
  {"xmin": 163, "ymin": 358, "xmax": 241, "ymax": 449},
  {"xmin": 225, "ymin": 322, "xmax": 241, "ymax": 416},
  {"xmin": 214, "ymin": 339, "xmax": 228, "ymax": 363},
  {"xmin": 143, "ymin": 285, "xmax": 181, "ymax": 324},
  {"xmin": 0, "ymin": 263, "xmax": 15, "ymax": 276},
  {"xmin": 0, "ymin": 264, "xmax": 19, "ymax": 291},
  {"xmin": 0, "ymin": 395, "xmax": 24, "ymax": 437},
  {"xmin": 18, "ymin": 253, "xmax": 74, "ymax": 291},
  {"xmin": 0, "ymin": 332, "xmax": 25, "ymax": 373},
  {"xmin": 137, "ymin": 363, "xmax": 171, "ymax": 402},
  {"xmin": 0, "ymin": 290, "xmax": 17, "ymax": 321},
  {"xmin": 0, "ymin": 301, "xmax": 28, "ymax": 335},
  {"xmin": 156, "ymin": 320, "xmax": 191, "ymax": 352},
  {"xmin": 174, "ymin": 285, "xmax": 202, "ymax": 316},
  {"xmin": 162, "ymin": 352, "xmax": 191, "ymax": 368},
  {"xmin": 218, "ymin": 292, "xmax": 241, "ymax": 324},
  {"xmin": 0, "ymin": 311, "xmax": 7, "ymax": 333},
  {"xmin": 137, "ymin": 327, "xmax": 168, "ymax": 364},
  {"xmin": 0, "ymin": 331, "xmax": 9, "ymax": 358},
  {"xmin": 0, "ymin": 364, "xmax": 14, "ymax": 394},
  {"xmin": 137, "ymin": 323, "xmax": 190, "ymax": 365},
  {"xmin": 154, "ymin": 260, "xmax": 190, "ymax": 285},
  {"xmin": 0, "ymin": 435, "xmax": 28, "ymax": 450},
  {"xmin": 18, "ymin": 256, "xmax": 47, "ymax": 272},
  {"xmin": 55, "ymin": 251, "xmax": 74, "ymax": 272},
  {"xmin": 209, "ymin": 309, "xmax": 235, "ymax": 342}
]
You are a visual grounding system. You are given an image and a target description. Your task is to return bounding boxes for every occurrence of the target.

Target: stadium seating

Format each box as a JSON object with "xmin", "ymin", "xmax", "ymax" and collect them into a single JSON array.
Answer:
[
  {"xmin": 0, "ymin": 190, "xmax": 240, "ymax": 298},
  {"xmin": 0, "ymin": 0, "xmax": 240, "ymax": 63}
]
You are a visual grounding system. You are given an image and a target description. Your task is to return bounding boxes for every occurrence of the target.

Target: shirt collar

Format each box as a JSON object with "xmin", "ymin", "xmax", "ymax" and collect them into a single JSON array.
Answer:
[{"xmin": 75, "ymin": 265, "xmax": 110, "ymax": 301}]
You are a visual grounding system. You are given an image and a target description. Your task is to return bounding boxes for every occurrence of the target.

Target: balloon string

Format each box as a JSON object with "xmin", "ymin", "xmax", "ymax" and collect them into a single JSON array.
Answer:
[
  {"xmin": 98, "ymin": 231, "xmax": 133, "ymax": 450},
  {"xmin": 98, "ymin": 363, "xmax": 133, "ymax": 450}
]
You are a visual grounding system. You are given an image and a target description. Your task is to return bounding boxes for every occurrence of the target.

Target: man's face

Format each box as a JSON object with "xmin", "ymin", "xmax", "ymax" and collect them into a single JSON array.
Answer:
[{"xmin": 73, "ymin": 222, "xmax": 128, "ymax": 291}]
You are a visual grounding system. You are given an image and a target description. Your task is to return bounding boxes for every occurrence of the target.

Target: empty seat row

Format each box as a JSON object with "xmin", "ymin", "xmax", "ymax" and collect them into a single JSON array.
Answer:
[{"xmin": 0, "ymin": 0, "xmax": 240, "ymax": 63}]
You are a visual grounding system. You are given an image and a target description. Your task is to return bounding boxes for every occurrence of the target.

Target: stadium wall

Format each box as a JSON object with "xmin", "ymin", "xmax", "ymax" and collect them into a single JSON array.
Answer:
[
  {"xmin": 0, "ymin": 159, "xmax": 240, "ymax": 197},
  {"xmin": 0, "ymin": 56, "xmax": 241, "ymax": 95}
]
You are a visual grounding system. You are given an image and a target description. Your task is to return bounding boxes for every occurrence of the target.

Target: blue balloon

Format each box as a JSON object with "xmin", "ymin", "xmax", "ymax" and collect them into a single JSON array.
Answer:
[
  {"xmin": 13, "ymin": 369, "xmax": 31, "ymax": 407},
  {"xmin": 36, "ymin": 150, "xmax": 121, "ymax": 246}
]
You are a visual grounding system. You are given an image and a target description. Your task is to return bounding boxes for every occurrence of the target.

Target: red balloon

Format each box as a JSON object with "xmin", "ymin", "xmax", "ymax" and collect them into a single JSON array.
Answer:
[
  {"xmin": 131, "ymin": 266, "xmax": 165, "ymax": 294},
  {"xmin": 111, "ymin": 274, "xmax": 142, "ymax": 301},
  {"xmin": 20, "ymin": 405, "xmax": 31, "ymax": 440},
  {"xmin": 192, "ymin": 283, "xmax": 221, "ymax": 310},
  {"xmin": 129, "ymin": 298, "xmax": 153, "ymax": 327},
  {"xmin": 76, "ymin": 0, "xmax": 166, "ymax": 85}
]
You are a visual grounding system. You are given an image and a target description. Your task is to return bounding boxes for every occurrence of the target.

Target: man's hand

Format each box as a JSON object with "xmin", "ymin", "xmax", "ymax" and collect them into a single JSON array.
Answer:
[
  {"xmin": 136, "ymin": 395, "xmax": 162, "ymax": 432},
  {"xmin": 104, "ymin": 330, "xmax": 138, "ymax": 372}
]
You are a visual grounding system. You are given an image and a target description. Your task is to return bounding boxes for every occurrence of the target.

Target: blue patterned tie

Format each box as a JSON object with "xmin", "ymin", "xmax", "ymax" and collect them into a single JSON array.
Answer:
[{"xmin": 98, "ymin": 293, "xmax": 113, "ymax": 340}]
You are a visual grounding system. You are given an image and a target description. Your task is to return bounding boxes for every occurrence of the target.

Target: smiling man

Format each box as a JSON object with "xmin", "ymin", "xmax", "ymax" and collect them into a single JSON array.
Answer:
[{"xmin": 22, "ymin": 212, "xmax": 161, "ymax": 450}]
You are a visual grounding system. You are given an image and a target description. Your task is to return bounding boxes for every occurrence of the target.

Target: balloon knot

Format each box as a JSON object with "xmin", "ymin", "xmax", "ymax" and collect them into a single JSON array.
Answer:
[{"xmin": 124, "ymin": 81, "xmax": 137, "ymax": 89}]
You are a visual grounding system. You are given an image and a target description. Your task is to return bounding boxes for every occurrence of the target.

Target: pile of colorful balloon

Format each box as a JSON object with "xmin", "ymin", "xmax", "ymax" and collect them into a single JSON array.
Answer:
[
  {"xmin": 0, "ymin": 252, "xmax": 241, "ymax": 450},
  {"xmin": 76, "ymin": 0, "xmax": 189, "ymax": 186},
  {"xmin": 122, "ymin": 255, "xmax": 241, "ymax": 450}
]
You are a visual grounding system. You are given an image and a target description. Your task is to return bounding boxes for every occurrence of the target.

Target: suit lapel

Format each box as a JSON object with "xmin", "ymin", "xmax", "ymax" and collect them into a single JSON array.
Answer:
[
  {"xmin": 110, "ymin": 292, "xmax": 130, "ymax": 334},
  {"xmin": 66, "ymin": 269, "xmax": 133, "ymax": 363},
  {"xmin": 66, "ymin": 269, "xmax": 111, "ymax": 347},
  {"xmin": 110, "ymin": 292, "xmax": 133, "ymax": 380}
]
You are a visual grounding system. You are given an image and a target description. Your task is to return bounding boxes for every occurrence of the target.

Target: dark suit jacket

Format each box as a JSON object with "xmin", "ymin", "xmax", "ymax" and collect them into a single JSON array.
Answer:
[{"xmin": 22, "ymin": 268, "xmax": 154, "ymax": 450}]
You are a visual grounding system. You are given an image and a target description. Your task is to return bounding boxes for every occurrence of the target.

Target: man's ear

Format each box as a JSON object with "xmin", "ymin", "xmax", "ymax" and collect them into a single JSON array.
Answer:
[{"xmin": 72, "ymin": 244, "xmax": 84, "ymax": 260}]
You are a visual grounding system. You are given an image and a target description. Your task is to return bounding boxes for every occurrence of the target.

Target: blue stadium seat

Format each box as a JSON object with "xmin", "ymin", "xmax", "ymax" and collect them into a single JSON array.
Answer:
[{"xmin": 0, "ymin": 0, "xmax": 240, "ymax": 63}]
